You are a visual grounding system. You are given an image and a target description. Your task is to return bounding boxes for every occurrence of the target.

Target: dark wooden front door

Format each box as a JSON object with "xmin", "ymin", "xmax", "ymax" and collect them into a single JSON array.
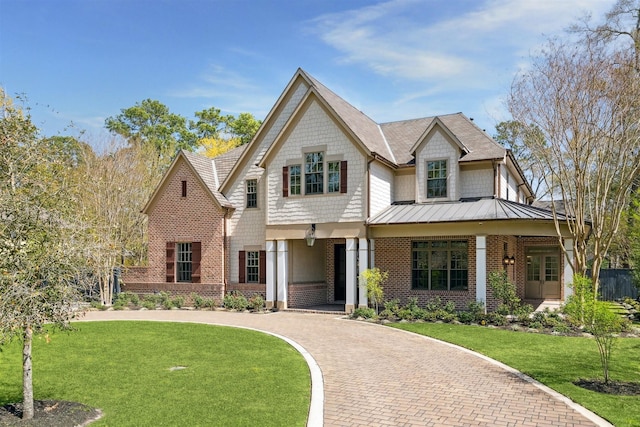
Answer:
[{"xmin": 334, "ymin": 244, "xmax": 346, "ymax": 301}]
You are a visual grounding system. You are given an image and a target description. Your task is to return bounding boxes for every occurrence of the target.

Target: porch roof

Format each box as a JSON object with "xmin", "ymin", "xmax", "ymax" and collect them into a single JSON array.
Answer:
[{"xmin": 367, "ymin": 198, "xmax": 565, "ymax": 225}]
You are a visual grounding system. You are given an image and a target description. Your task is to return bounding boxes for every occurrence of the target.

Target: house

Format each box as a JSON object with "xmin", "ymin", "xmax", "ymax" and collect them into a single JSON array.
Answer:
[{"xmin": 124, "ymin": 68, "xmax": 576, "ymax": 312}]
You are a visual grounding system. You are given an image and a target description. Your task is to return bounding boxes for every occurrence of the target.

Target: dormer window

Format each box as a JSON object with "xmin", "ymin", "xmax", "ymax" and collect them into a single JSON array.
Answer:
[{"xmin": 427, "ymin": 160, "xmax": 447, "ymax": 198}]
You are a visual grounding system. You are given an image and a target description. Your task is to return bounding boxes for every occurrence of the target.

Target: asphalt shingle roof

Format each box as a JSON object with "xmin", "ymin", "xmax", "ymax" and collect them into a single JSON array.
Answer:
[{"xmin": 300, "ymin": 70, "xmax": 506, "ymax": 167}]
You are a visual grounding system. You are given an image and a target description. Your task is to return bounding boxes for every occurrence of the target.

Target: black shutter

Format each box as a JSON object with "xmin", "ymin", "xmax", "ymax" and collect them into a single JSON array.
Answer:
[
  {"xmin": 283, "ymin": 166, "xmax": 289, "ymax": 197},
  {"xmin": 166, "ymin": 242, "xmax": 175, "ymax": 283},
  {"xmin": 340, "ymin": 161, "xmax": 348, "ymax": 193},
  {"xmin": 191, "ymin": 242, "xmax": 201, "ymax": 283},
  {"xmin": 239, "ymin": 251, "xmax": 246, "ymax": 283},
  {"xmin": 259, "ymin": 250, "xmax": 266, "ymax": 284}
]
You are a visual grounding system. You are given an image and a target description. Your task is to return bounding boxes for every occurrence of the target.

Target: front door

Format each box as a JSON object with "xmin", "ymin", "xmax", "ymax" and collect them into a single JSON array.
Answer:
[
  {"xmin": 525, "ymin": 250, "xmax": 561, "ymax": 299},
  {"xmin": 334, "ymin": 244, "xmax": 346, "ymax": 301}
]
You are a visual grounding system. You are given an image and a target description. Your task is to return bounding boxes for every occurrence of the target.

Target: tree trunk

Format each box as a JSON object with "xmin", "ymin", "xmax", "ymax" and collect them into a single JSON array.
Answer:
[{"xmin": 22, "ymin": 326, "xmax": 34, "ymax": 420}]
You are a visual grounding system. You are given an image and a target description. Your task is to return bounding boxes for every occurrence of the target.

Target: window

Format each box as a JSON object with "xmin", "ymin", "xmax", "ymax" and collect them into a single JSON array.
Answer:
[
  {"xmin": 246, "ymin": 179, "xmax": 257, "ymax": 208},
  {"xmin": 246, "ymin": 251, "xmax": 259, "ymax": 283},
  {"xmin": 305, "ymin": 152, "xmax": 324, "ymax": 194},
  {"xmin": 328, "ymin": 161, "xmax": 340, "ymax": 193},
  {"xmin": 181, "ymin": 180, "xmax": 187, "ymax": 197},
  {"xmin": 289, "ymin": 165, "xmax": 301, "ymax": 195},
  {"xmin": 427, "ymin": 160, "xmax": 447, "ymax": 198},
  {"xmin": 412, "ymin": 240, "xmax": 468, "ymax": 290},
  {"xmin": 177, "ymin": 242, "xmax": 192, "ymax": 282},
  {"xmin": 283, "ymin": 153, "xmax": 347, "ymax": 196}
]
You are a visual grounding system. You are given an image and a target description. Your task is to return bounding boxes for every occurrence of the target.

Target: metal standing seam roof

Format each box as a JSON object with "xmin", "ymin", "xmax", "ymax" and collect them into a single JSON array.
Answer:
[{"xmin": 367, "ymin": 198, "xmax": 565, "ymax": 225}]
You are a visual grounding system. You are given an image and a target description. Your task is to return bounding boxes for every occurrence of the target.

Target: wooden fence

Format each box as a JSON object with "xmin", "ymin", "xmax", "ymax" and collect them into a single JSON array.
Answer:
[{"xmin": 591, "ymin": 269, "xmax": 638, "ymax": 301}]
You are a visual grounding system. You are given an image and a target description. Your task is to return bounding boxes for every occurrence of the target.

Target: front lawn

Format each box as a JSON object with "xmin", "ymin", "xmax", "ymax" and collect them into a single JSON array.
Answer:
[
  {"xmin": 392, "ymin": 322, "xmax": 640, "ymax": 427},
  {"xmin": 0, "ymin": 321, "xmax": 310, "ymax": 426}
]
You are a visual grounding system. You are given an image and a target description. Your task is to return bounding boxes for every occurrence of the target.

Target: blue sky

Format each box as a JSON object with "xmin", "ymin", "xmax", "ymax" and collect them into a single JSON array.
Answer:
[{"xmin": 1, "ymin": 0, "xmax": 614, "ymax": 142}]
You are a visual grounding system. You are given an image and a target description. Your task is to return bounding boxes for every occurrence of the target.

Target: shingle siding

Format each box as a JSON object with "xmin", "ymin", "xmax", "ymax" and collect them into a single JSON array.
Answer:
[
  {"xmin": 369, "ymin": 161, "xmax": 394, "ymax": 216},
  {"xmin": 415, "ymin": 129, "xmax": 460, "ymax": 203},
  {"xmin": 267, "ymin": 99, "xmax": 366, "ymax": 225},
  {"xmin": 460, "ymin": 168, "xmax": 494, "ymax": 199},
  {"xmin": 227, "ymin": 79, "xmax": 309, "ymax": 284}
]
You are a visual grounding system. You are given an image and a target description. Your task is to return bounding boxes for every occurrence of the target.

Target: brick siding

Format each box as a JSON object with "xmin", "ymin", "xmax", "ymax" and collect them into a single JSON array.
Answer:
[{"xmin": 144, "ymin": 157, "xmax": 227, "ymax": 300}]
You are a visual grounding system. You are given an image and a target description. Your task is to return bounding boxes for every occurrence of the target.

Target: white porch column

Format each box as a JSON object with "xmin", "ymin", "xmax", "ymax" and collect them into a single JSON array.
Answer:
[
  {"xmin": 476, "ymin": 235, "xmax": 487, "ymax": 311},
  {"xmin": 265, "ymin": 240, "xmax": 277, "ymax": 309},
  {"xmin": 358, "ymin": 238, "xmax": 369, "ymax": 308},
  {"xmin": 345, "ymin": 238, "xmax": 358, "ymax": 313},
  {"xmin": 276, "ymin": 240, "xmax": 289, "ymax": 310},
  {"xmin": 563, "ymin": 239, "xmax": 574, "ymax": 300}
]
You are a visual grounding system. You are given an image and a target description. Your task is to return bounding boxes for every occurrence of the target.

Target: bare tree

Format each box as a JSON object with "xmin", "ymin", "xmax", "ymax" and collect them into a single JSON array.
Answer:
[
  {"xmin": 76, "ymin": 140, "xmax": 161, "ymax": 305},
  {"xmin": 508, "ymin": 34, "xmax": 640, "ymax": 296}
]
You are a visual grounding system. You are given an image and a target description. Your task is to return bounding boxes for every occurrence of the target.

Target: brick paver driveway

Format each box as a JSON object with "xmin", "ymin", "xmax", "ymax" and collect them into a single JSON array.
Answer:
[{"xmin": 82, "ymin": 310, "xmax": 610, "ymax": 427}]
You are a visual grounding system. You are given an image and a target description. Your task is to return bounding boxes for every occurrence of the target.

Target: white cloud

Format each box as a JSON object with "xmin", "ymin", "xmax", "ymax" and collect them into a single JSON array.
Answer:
[{"xmin": 309, "ymin": 0, "xmax": 614, "ymax": 89}]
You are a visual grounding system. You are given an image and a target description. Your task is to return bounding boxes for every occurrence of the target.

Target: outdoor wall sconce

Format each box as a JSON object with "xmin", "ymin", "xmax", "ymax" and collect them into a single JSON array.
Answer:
[
  {"xmin": 503, "ymin": 255, "xmax": 515, "ymax": 265},
  {"xmin": 305, "ymin": 224, "xmax": 316, "ymax": 247}
]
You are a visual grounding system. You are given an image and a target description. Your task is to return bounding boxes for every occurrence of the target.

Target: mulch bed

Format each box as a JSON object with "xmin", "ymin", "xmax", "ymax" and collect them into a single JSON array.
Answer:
[
  {"xmin": 574, "ymin": 379, "xmax": 640, "ymax": 395},
  {"xmin": 0, "ymin": 400, "xmax": 101, "ymax": 426}
]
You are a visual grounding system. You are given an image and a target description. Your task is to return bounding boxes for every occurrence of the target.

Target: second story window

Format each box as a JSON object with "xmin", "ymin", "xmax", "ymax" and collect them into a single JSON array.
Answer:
[
  {"xmin": 427, "ymin": 160, "xmax": 447, "ymax": 198},
  {"xmin": 289, "ymin": 165, "xmax": 301, "ymax": 195},
  {"xmin": 305, "ymin": 152, "xmax": 323, "ymax": 194},
  {"xmin": 327, "ymin": 161, "xmax": 340, "ymax": 193},
  {"xmin": 246, "ymin": 179, "xmax": 257, "ymax": 208}
]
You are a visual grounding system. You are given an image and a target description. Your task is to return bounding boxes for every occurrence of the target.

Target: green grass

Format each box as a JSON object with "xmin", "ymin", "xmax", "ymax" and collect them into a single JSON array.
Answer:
[
  {"xmin": 391, "ymin": 322, "xmax": 640, "ymax": 427},
  {"xmin": 0, "ymin": 321, "xmax": 310, "ymax": 426}
]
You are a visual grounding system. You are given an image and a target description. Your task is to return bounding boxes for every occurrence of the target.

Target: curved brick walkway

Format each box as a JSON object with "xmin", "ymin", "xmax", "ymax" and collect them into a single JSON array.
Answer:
[{"xmin": 81, "ymin": 310, "xmax": 611, "ymax": 427}]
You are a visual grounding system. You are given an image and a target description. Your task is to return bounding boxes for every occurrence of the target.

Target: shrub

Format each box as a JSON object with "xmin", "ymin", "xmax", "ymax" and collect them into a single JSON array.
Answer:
[
  {"xmin": 248, "ymin": 294, "xmax": 265, "ymax": 311},
  {"xmin": 515, "ymin": 304, "xmax": 534, "ymax": 325},
  {"xmin": 563, "ymin": 274, "xmax": 594, "ymax": 326},
  {"xmin": 191, "ymin": 293, "xmax": 205, "ymax": 309},
  {"xmin": 128, "ymin": 292, "xmax": 140, "ymax": 307},
  {"xmin": 379, "ymin": 299, "xmax": 400, "ymax": 319},
  {"xmin": 457, "ymin": 311, "xmax": 475, "ymax": 324},
  {"xmin": 425, "ymin": 296, "xmax": 444, "ymax": 312},
  {"xmin": 487, "ymin": 312, "xmax": 507, "ymax": 326},
  {"xmin": 351, "ymin": 307, "xmax": 376, "ymax": 319},
  {"xmin": 488, "ymin": 270, "xmax": 521, "ymax": 314},
  {"xmin": 172, "ymin": 295, "xmax": 185, "ymax": 309},
  {"xmin": 223, "ymin": 292, "xmax": 248, "ymax": 311},
  {"xmin": 142, "ymin": 300, "xmax": 156, "ymax": 310}
]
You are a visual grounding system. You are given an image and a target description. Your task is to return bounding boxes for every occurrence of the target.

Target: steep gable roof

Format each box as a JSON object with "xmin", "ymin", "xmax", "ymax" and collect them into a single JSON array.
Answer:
[
  {"xmin": 142, "ymin": 149, "xmax": 237, "ymax": 214},
  {"xmin": 302, "ymin": 71, "xmax": 396, "ymax": 163}
]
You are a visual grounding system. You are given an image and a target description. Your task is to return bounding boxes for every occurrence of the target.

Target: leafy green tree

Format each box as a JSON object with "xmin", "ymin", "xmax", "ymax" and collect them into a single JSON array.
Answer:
[
  {"xmin": 189, "ymin": 106, "xmax": 230, "ymax": 140},
  {"xmin": 0, "ymin": 89, "xmax": 86, "ymax": 420},
  {"xmin": 105, "ymin": 99, "xmax": 197, "ymax": 167},
  {"xmin": 360, "ymin": 268, "xmax": 388, "ymax": 313},
  {"xmin": 227, "ymin": 112, "xmax": 261, "ymax": 145}
]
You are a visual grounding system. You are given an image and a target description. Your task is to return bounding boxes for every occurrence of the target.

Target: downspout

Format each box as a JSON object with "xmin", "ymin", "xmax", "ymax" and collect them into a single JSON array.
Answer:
[
  {"xmin": 223, "ymin": 208, "xmax": 230, "ymax": 290},
  {"xmin": 492, "ymin": 160, "xmax": 498, "ymax": 198}
]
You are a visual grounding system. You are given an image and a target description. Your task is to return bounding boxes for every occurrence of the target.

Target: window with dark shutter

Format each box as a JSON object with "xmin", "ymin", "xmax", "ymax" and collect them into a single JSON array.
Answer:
[
  {"xmin": 340, "ymin": 161, "xmax": 348, "ymax": 193},
  {"xmin": 239, "ymin": 251, "xmax": 246, "ymax": 283},
  {"xmin": 191, "ymin": 242, "xmax": 201, "ymax": 283},
  {"xmin": 259, "ymin": 250, "xmax": 266, "ymax": 284},
  {"xmin": 181, "ymin": 180, "xmax": 187, "ymax": 197},
  {"xmin": 166, "ymin": 242, "xmax": 175, "ymax": 283}
]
